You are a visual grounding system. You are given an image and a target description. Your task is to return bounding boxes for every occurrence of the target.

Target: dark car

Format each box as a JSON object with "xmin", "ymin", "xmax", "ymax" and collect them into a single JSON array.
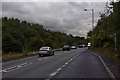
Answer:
[
  {"xmin": 71, "ymin": 46, "xmax": 77, "ymax": 49},
  {"xmin": 38, "ymin": 47, "xmax": 54, "ymax": 57},
  {"xmin": 63, "ymin": 45, "xmax": 71, "ymax": 51}
]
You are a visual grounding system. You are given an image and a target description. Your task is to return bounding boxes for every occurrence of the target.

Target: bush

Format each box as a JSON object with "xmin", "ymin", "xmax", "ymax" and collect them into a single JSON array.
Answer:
[{"xmin": 3, "ymin": 34, "xmax": 23, "ymax": 53}]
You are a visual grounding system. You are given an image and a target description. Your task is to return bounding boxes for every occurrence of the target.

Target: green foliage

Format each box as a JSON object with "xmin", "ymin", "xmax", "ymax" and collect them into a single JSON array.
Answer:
[
  {"xmin": 2, "ymin": 17, "xmax": 88, "ymax": 53},
  {"xmin": 29, "ymin": 37, "xmax": 43, "ymax": 51},
  {"xmin": 87, "ymin": 1, "xmax": 120, "ymax": 49},
  {"xmin": 3, "ymin": 33, "xmax": 23, "ymax": 53}
]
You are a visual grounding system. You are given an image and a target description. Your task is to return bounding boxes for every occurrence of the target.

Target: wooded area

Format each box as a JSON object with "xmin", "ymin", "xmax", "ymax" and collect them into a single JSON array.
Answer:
[
  {"xmin": 87, "ymin": 1, "xmax": 120, "ymax": 49},
  {"xmin": 87, "ymin": 1, "xmax": 120, "ymax": 64},
  {"xmin": 2, "ymin": 17, "xmax": 87, "ymax": 54}
]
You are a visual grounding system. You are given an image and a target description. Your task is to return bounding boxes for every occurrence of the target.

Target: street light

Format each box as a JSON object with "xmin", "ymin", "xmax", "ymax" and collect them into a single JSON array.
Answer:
[{"xmin": 84, "ymin": 9, "xmax": 94, "ymax": 47}]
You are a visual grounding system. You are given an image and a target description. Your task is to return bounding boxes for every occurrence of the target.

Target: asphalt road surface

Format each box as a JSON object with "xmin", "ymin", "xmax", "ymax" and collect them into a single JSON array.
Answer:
[{"xmin": 2, "ymin": 48, "xmax": 111, "ymax": 79}]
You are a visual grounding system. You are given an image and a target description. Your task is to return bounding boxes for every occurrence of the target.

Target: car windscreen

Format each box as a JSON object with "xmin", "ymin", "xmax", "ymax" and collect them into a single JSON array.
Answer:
[
  {"xmin": 64, "ymin": 45, "xmax": 69, "ymax": 47},
  {"xmin": 40, "ymin": 47, "xmax": 49, "ymax": 50},
  {"xmin": 71, "ymin": 46, "xmax": 75, "ymax": 47}
]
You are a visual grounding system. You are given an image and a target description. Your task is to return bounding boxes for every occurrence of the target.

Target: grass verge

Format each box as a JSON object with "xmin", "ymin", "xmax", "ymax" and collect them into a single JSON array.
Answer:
[
  {"xmin": 89, "ymin": 47, "xmax": 120, "ymax": 65},
  {"xmin": 2, "ymin": 48, "xmax": 63, "ymax": 61},
  {"xmin": 2, "ymin": 51, "xmax": 37, "ymax": 62}
]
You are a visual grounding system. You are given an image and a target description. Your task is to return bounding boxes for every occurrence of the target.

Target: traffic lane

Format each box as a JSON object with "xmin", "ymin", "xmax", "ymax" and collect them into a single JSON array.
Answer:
[
  {"xmin": 52, "ymin": 50, "xmax": 111, "ymax": 78},
  {"xmin": 2, "ymin": 48, "xmax": 87, "ymax": 78},
  {"xmin": 2, "ymin": 48, "xmax": 84, "ymax": 78},
  {"xmin": 2, "ymin": 55, "xmax": 39, "ymax": 70},
  {"xmin": 2, "ymin": 50, "xmax": 72, "ymax": 69}
]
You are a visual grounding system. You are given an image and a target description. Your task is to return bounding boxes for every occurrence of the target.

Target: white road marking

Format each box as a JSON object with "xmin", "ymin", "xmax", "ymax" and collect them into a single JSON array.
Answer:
[
  {"xmin": 57, "ymin": 68, "xmax": 62, "ymax": 71},
  {"xmin": 61, "ymin": 65, "xmax": 66, "ymax": 68},
  {"xmin": 44, "ymin": 57, "xmax": 48, "ymax": 59},
  {"xmin": 2, "ymin": 55, "xmax": 37, "ymax": 65},
  {"xmin": 65, "ymin": 62, "xmax": 68, "ymax": 65},
  {"xmin": 0, "ymin": 70, "xmax": 8, "ymax": 73},
  {"xmin": 89, "ymin": 51, "xmax": 116, "ymax": 80},
  {"xmin": 38, "ymin": 59, "xmax": 42, "ymax": 61},
  {"xmin": 1, "ymin": 62, "xmax": 32, "ymax": 73},
  {"xmin": 45, "ymin": 79, "xmax": 50, "ymax": 80},
  {"xmin": 50, "ymin": 72, "xmax": 58, "ymax": 76},
  {"xmin": 50, "ymin": 52, "xmax": 80, "ymax": 77}
]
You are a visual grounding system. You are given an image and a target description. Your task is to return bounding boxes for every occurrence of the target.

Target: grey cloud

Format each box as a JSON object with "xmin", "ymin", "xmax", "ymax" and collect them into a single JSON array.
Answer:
[{"xmin": 2, "ymin": 2, "xmax": 106, "ymax": 37}]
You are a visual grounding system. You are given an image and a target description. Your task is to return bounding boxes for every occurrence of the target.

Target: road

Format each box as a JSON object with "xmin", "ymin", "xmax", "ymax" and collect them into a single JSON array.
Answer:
[{"xmin": 2, "ymin": 48, "xmax": 111, "ymax": 79}]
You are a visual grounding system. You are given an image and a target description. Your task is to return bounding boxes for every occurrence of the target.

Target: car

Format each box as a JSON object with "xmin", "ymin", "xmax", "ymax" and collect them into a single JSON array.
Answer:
[
  {"xmin": 71, "ymin": 46, "xmax": 77, "ymax": 49},
  {"xmin": 88, "ymin": 43, "xmax": 91, "ymax": 47},
  {"xmin": 79, "ymin": 45, "xmax": 84, "ymax": 48},
  {"xmin": 63, "ymin": 45, "xmax": 71, "ymax": 51},
  {"xmin": 38, "ymin": 46, "xmax": 54, "ymax": 57}
]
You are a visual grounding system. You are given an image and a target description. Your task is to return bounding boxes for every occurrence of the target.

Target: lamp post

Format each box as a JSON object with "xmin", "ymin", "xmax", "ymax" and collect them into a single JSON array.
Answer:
[
  {"xmin": 84, "ymin": 9, "xmax": 94, "ymax": 47},
  {"xmin": 109, "ymin": 0, "xmax": 117, "ymax": 52}
]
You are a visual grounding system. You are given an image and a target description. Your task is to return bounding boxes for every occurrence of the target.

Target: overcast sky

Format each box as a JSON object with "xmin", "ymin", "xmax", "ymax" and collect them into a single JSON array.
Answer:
[{"xmin": 2, "ymin": 0, "xmax": 112, "ymax": 37}]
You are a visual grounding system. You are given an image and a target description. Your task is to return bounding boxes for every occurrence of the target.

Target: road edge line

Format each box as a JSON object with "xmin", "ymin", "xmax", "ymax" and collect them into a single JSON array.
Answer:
[{"xmin": 89, "ymin": 51, "xmax": 116, "ymax": 80}]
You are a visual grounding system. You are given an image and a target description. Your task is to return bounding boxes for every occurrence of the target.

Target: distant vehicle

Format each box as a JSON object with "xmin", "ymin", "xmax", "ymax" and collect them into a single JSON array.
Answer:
[
  {"xmin": 38, "ymin": 47, "xmax": 54, "ymax": 57},
  {"xmin": 79, "ymin": 44, "xmax": 86, "ymax": 48},
  {"xmin": 88, "ymin": 43, "xmax": 91, "ymax": 47},
  {"xmin": 71, "ymin": 46, "xmax": 77, "ymax": 49},
  {"xmin": 79, "ymin": 45, "xmax": 84, "ymax": 48},
  {"xmin": 63, "ymin": 45, "xmax": 71, "ymax": 51},
  {"xmin": 82, "ymin": 44, "xmax": 86, "ymax": 47}
]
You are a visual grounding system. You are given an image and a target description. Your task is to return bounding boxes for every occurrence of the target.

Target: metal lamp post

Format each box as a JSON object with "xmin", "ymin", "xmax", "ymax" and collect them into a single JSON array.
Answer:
[{"xmin": 84, "ymin": 9, "xmax": 94, "ymax": 47}]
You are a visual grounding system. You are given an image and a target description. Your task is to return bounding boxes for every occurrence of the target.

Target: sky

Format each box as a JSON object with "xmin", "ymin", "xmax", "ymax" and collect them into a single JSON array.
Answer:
[{"xmin": 2, "ymin": 0, "xmax": 115, "ymax": 37}]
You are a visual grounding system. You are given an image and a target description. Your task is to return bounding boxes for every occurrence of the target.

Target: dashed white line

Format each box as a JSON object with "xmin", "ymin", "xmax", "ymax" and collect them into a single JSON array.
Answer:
[
  {"xmin": 61, "ymin": 65, "xmax": 66, "ymax": 68},
  {"xmin": 0, "ymin": 70, "xmax": 8, "ymax": 73},
  {"xmin": 44, "ymin": 57, "xmax": 48, "ymax": 59},
  {"xmin": 1, "ymin": 62, "xmax": 32, "ymax": 73},
  {"xmin": 38, "ymin": 59, "xmax": 42, "ymax": 61},
  {"xmin": 65, "ymin": 62, "xmax": 68, "ymax": 65},
  {"xmin": 50, "ymin": 72, "xmax": 58, "ymax": 76},
  {"xmin": 57, "ymin": 68, "xmax": 62, "ymax": 71},
  {"xmin": 50, "ymin": 53, "xmax": 80, "ymax": 77}
]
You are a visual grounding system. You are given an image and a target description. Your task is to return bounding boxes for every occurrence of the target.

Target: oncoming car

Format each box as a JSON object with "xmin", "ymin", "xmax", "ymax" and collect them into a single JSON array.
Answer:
[
  {"xmin": 71, "ymin": 46, "xmax": 77, "ymax": 49},
  {"xmin": 38, "ymin": 47, "xmax": 54, "ymax": 57},
  {"xmin": 62, "ymin": 45, "xmax": 71, "ymax": 51}
]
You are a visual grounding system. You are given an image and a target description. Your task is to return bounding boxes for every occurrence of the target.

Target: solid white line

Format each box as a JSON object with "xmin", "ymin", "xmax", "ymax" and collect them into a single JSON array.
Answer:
[{"xmin": 89, "ymin": 51, "xmax": 116, "ymax": 80}]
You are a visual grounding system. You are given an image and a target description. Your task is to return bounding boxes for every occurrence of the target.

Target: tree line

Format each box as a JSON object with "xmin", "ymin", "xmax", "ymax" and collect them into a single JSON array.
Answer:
[
  {"xmin": 2, "ymin": 17, "xmax": 88, "ymax": 53},
  {"xmin": 87, "ymin": 1, "xmax": 120, "ymax": 50}
]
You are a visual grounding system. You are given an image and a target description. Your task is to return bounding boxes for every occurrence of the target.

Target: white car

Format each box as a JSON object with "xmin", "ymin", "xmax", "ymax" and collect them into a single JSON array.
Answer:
[
  {"xmin": 71, "ymin": 46, "xmax": 77, "ymax": 49},
  {"xmin": 38, "ymin": 47, "xmax": 54, "ymax": 57},
  {"xmin": 88, "ymin": 43, "xmax": 91, "ymax": 47}
]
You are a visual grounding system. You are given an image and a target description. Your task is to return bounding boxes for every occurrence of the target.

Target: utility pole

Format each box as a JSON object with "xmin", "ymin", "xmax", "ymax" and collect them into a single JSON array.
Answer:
[
  {"xmin": 114, "ymin": 33, "xmax": 117, "ymax": 51},
  {"xmin": 92, "ymin": 9, "xmax": 94, "ymax": 48},
  {"xmin": 84, "ymin": 9, "xmax": 94, "ymax": 47}
]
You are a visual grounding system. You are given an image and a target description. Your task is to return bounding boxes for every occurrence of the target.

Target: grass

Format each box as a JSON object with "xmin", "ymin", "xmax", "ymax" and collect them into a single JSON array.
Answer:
[
  {"xmin": 54, "ymin": 48, "xmax": 62, "ymax": 51},
  {"xmin": 2, "ymin": 48, "xmax": 62, "ymax": 61},
  {"xmin": 2, "ymin": 51, "xmax": 38, "ymax": 61},
  {"xmin": 89, "ymin": 47, "xmax": 120, "ymax": 65}
]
